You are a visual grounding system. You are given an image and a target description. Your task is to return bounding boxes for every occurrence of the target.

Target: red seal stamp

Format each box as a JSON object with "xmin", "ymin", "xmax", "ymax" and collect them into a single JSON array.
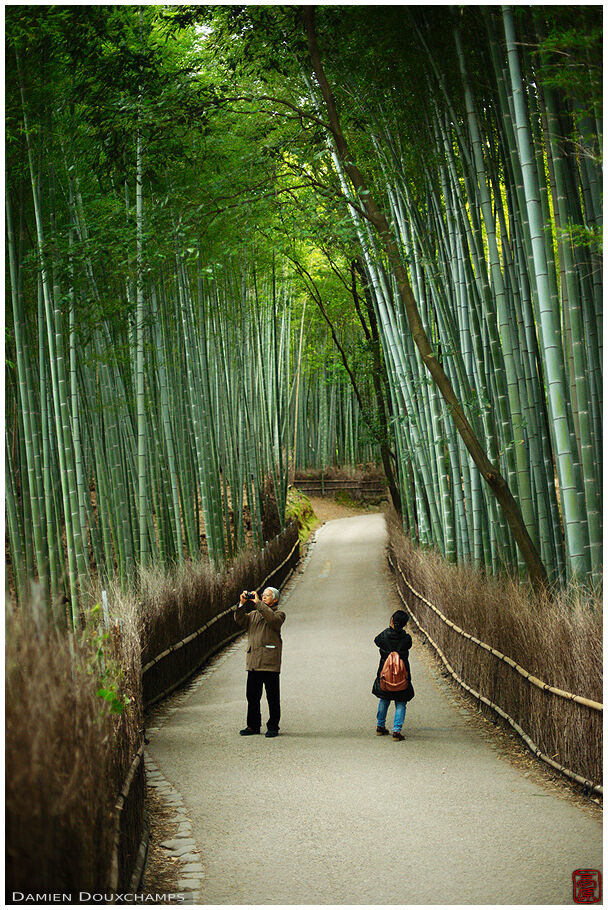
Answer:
[{"xmin": 573, "ymin": 869, "xmax": 602, "ymax": 904}]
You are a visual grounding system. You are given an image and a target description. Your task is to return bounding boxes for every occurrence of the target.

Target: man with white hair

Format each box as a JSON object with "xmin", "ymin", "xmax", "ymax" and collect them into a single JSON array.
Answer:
[{"xmin": 234, "ymin": 586, "xmax": 286, "ymax": 738}]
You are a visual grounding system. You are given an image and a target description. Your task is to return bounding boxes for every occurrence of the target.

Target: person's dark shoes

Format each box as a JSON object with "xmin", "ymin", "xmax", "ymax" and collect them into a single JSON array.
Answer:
[
  {"xmin": 265, "ymin": 729, "xmax": 279, "ymax": 738},
  {"xmin": 376, "ymin": 726, "xmax": 389, "ymax": 736},
  {"xmin": 392, "ymin": 731, "xmax": 405, "ymax": 741},
  {"xmin": 239, "ymin": 727, "xmax": 260, "ymax": 736}
]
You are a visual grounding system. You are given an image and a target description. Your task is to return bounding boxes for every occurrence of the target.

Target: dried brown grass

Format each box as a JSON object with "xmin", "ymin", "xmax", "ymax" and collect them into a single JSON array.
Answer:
[
  {"xmin": 139, "ymin": 522, "xmax": 298, "ymax": 667},
  {"xmin": 6, "ymin": 516, "xmax": 298, "ymax": 892},
  {"xmin": 6, "ymin": 587, "xmax": 142, "ymax": 892},
  {"xmin": 386, "ymin": 508, "xmax": 602, "ymax": 786}
]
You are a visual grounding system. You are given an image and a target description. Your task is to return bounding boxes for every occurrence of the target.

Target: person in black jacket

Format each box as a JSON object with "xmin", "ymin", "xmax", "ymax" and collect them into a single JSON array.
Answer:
[{"xmin": 372, "ymin": 609, "xmax": 415, "ymax": 740}]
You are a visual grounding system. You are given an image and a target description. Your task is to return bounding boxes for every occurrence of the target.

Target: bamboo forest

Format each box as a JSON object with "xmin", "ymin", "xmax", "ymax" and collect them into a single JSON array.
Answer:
[
  {"xmin": 6, "ymin": 5, "xmax": 602, "ymax": 609},
  {"xmin": 5, "ymin": 5, "xmax": 603, "ymax": 899}
]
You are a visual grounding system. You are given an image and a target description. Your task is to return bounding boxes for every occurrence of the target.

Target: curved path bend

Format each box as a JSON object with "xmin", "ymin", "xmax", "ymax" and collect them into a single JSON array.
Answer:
[{"xmin": 148, "ymin": 514, "xmax": 602, "ymax": 904}]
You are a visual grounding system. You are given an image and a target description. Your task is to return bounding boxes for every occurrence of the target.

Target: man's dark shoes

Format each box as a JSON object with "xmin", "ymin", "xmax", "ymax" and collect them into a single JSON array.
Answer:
[
  {"xmin": 376, "ymin": 726, "xmax": 389, "ymax": 736},
  {"xmin": 239, "ymin": 727, "xmax": 260, "ymax": 736},
  {"xmin": 265, "ymin": 729, "xmax": 279, "ymax": 738}
]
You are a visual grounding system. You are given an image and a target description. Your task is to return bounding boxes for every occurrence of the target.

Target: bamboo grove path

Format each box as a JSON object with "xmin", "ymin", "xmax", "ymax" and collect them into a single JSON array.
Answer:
[{"xmin": 147, "ymin": 514, "xmax": 602, "ymax": 904}]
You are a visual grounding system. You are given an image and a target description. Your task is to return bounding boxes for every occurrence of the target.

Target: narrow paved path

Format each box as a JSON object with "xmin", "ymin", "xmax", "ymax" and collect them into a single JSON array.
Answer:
[{"xmin": 149, "ymin": 515, "xmax": 602, "ymax": 904}]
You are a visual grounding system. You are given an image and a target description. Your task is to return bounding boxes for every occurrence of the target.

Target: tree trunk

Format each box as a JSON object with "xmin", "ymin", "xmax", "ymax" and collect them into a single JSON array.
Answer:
[
  {"xmin": 301, "ymin": 6, "xmax": 548, "ymax": 590},
  {"xmin": 352, "ymin": 260, "xmax": 402, "ymax": 516}
]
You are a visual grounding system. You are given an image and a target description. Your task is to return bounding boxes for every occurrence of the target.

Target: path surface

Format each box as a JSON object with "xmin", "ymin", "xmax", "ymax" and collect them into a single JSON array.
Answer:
[{"xmin": 149, "ymin": 514, "xmax": 602, "ymax": 904}]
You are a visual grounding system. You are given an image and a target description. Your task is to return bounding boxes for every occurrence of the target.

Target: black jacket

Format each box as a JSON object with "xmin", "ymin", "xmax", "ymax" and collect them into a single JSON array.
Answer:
[{"xmin": 372, "ymin": 627, "xmax": 415, "ymax": 702}]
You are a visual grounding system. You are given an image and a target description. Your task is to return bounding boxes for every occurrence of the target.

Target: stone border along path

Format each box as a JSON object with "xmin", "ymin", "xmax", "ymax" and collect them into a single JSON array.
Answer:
[
  {"xmin": 145, "ymin": 636, "xmax": 256, "ymax": 901},
  {"xmin": 144, "ymin": 755, "xmax": 203, "ymax": 900},
  {"xmin": 143, "ymin": 530, "xmax": 319, "ymax": 902}
]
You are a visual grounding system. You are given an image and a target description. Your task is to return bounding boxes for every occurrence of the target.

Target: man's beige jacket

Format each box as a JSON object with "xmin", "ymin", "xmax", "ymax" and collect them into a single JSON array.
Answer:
[{"xmin": 233, "ymin": 601, "xmax": 286, "ymax": 672}]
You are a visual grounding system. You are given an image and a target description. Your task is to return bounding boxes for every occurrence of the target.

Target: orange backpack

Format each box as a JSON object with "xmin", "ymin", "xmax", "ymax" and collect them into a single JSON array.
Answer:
[{"xmin": 379, "ymin": 651, "xmax": 409, "ymax": 692}]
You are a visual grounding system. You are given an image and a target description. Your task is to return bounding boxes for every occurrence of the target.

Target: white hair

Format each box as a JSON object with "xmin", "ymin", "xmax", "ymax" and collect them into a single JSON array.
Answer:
[{"xmin": 266, "ymin": 586, "xmax": 280, "ymax": 603}]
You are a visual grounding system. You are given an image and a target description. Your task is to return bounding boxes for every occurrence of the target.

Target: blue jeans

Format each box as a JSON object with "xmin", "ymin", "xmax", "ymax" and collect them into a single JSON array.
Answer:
[{"xmin": 377, "ymin": 698, "xmax": 406, "ymax": 733}]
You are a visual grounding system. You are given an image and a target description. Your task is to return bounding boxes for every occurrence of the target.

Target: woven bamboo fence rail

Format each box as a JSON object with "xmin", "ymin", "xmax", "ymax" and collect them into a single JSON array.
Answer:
[
  {"xmin": 387, "ymin": 552, "xmax": 603, "ymax": 798},
  {"xmin": 294, "ymin": 477, "xmax": 386, "ymax": 498},
  {"xmin": 142, "ymin": 526, "xmax": 300, "ymax": 707},
  {"xmin": 110, "ymin": 744, "xmax": 146, "ymax": 893},
  {"xmin": 142, "ymin": 535, "xmax": 300, "ymax": 677}
]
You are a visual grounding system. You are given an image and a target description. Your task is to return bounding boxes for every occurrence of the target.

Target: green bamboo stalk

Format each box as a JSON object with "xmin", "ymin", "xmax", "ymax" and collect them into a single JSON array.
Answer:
[{"xmin": 503, "ymin": 5, "xmax": 590, "ymax": 579}]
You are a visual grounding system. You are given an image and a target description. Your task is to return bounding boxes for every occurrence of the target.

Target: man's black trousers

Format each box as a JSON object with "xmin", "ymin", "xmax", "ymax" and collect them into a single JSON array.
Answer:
[{"xmin": 246, "ymin": 670, "xmax": 280, "ymax": 732}]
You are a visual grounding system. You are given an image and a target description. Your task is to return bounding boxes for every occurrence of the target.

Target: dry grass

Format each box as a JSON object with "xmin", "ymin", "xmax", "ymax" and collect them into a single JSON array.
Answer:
[
  {"xmin": 139, "ymin": 522, "xmax": 298, "ymax": 667},
  {"xmin": 6, "ymin": 588, "xmax": 143, "ymax": 892},
  {"xmin": 139, "ymin": 523, "xmax": 299, "ymax": 706},
  {"xmin": 5, "ymin": 511, "xmax": 298, "ymax": 893},
  {"xmin": 386, "ymin": 507, "xmax": 603, "ymax": 786},
  {"xmin": 140, "ymin": 787, "xmax": 180, "ymax": 900}
]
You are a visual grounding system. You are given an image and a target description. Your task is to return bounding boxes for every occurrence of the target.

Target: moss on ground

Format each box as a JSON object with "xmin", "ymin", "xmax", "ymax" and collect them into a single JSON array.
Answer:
[
  {"xmin": 286, "ymin": 487, "xmax": 319, "ymax": 542},
  {"xmin": 332, "ymin": 490, "xmax": 383, "ymax": 510}
]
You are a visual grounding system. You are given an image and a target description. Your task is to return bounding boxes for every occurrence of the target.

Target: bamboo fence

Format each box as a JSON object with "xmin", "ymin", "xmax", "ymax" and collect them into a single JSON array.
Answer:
[
  {"xmin": 110, "ymin": 745, "xmax": 146, "ymax": 894},
  {"xmin": 387, "ymin": 551, "xmax": 602, "ymax": 797},
  {"xmin": 142, "ymin": 525, "xmax": 300, "ymax": 706},
  {"xmin": 111, "ymin": 521, "xmax": 300, "ymax": 891}
]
